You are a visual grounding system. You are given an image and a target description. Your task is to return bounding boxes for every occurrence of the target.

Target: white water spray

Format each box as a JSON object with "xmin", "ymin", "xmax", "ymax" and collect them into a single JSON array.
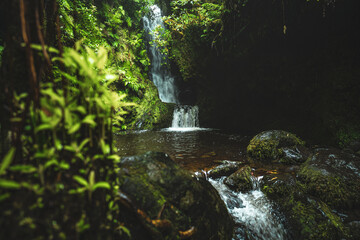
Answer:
[
  {"xmin": 143, "ymin": 5, "xmax": 199, "ymax": 129},
  {"xmin": 209, "ymin": 177, "xmax": 288, "ymax": 240},
  {"xmin": 143, "ymin": 5, "xmax": 178, "ymax": 104}
]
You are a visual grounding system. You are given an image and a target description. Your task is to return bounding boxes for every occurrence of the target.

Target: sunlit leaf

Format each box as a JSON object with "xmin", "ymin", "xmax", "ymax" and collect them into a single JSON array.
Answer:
[
  {"xmin": 82, "ymin": 115, "xmax": 96, "ymax": 127},
  {"xmin": 0, "ymin": 147, "xmax": 16, "ymax": 175},
  {"xmin": 92, "ymin": 182, "xmax": 110, "ymax": 191},
  {"xmin": 100, "ymin": 139, "xmax": 110, "ymax": 155},
  {"xmin": 9, "ymin": 164, "xmax": 37, "ymax": 173},
  {"xmin": 79, "ymin": 139, "xmax": 90, "ymax": 150},
  {"xmin": 117, "ymin": 225, "xmax": 131, "ymax": 237},
  {"xmin": 107, "ymin": 155, "xmax": 121, "ymax": 162},
  {"xmin": 59, "ymin": 161, "xmax": 70, "ymax": 170},
  {"xmin": 68, "ymin": 123, "xmax": 81, "ymax": 134},
  {"xmin": 75, "ymin": 106, "xmax": 87, "ymax": 115},
  {"xmin": 0, "ymin": 179, "xmax": 21, "ymax": 189},
  {"xmin": 69, "ymin": 187, "xmax": 86, "ymax": 194},
  {"xmin": 73, "ymin": 175, "xmax": 88, "ymax": 187},
  {"xmin": 96, "ymin": 46, "xmax": 108, "ymax": 70},
  {"xmin": 55, "ymin": 138, "xmax": 63, "ymax": 151},
  {"xmin": 44, "ymin": 159, "xmax": 58, "ymax": 169}
]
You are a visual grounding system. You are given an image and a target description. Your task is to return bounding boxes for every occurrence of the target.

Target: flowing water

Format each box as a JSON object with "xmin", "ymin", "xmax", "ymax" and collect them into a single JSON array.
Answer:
[
  {"xmin": 115, "ymin": 130, "xmax": 289, "ymax": 239},
  {"xmin": 139, "ymin": 5, "xmax": 288, "ymax": 239},
  {"xmin": 143, "ymin": 5, "xmax": 199, "ymax": 128},
  {"xmin": 209, "ymin": 177, "xmax": 288, "ymax": 240},
  {"xmin": 143, "ymin": 5, "xmax": 178, "ymax": 104},
  {"xmin": 171, "ymin": 105, "xmax": 200, "ymax": 129}
]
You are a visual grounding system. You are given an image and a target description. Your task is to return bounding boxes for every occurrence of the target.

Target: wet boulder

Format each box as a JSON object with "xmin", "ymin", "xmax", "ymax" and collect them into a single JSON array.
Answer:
[
  {"xmin": 247, "ymin": 130, "xmax": 309, "ymax": 164},
  {"xmin": 297, "ymin": 148, "xmax": 360, "ymax": 209},
  {"xmin": 261, "ymin": 147, "xmax": 360, "ymax": 239},
  {"xmin": 117, "ymin": 152, "xmax": 234, "ymax": 240},
  {"xmin": 207, "ymin": 160, "xmax": 242, "ymax": 178},
  {"xmin": 224, "ymin": 166, "xmax": 253, "ymax": 192}
]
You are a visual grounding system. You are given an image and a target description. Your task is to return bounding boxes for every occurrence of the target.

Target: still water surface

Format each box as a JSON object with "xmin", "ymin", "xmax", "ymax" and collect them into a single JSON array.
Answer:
[
  {"xmin": 115, "ymin": 129, "xmax": 250, "ymax": 171},
  {"xmin": 115, "ymin": 129, "xmax": 289, "ymax": 240}
]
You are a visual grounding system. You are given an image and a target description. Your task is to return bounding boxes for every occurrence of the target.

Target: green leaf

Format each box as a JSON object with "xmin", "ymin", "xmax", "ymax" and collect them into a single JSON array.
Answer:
[
  {"xmin": 59, "ymin": 70, "xmax": 79, "ymax": 84},
  {"xmin": 107, "ymin": 155, "xmax": 121, "ymax": 162},
  {"xmin": 0, "ymin": 147, "xmax": 16, "ymax": 175},
  {"xmin": 92, "ymin": 182, "xmax": 110, "ymax": 191},
  {"xmin": 100, "ymin": 140, "xmax": 110, "ymax": 155},
  {"xmin": 35, "ymin": 124, "xmax": 52, "ymax": 133},
  {"xmin": 68, "ymin": 123, "xmax": 81, "ymax": 134},
  {"xmin": 64, "ymin": 144, "xmax": 76, "ymax": 152},
  {"xmin": 55, "ymin": 138, "xmax": 63, "ymax": 151},
  {"xmin": 75, "ymin": 106, "xmax": 87, "ymax": 115},
  {"xmin": 9, "ymin": 164, "xmax": 37, "ymax": 173},
  {"xmin": 0, "ymin": 193, "xmax": 11, "ymax": 202},
  {"xmin": 0, "ymin": 179, "xmax": 21, "ymax": 189},
  {"xmin": 118, "ymin": 225, "xmax": 131, "ymax": 237},
  {"xmin": 59, "ymin": 161, "xmax": 70, "ymax": 170},
  {"xmin": 69, "ymin": 187, "xmax": 86, "ymax": 194},
  {"xmin": 44, "ymin": 159, "xmax": 58, "ymax": 169},
  {"xmin": 96, "ymin": 46, "xmax": 108, "ymax": 70},
  {"xmin": 10, "ymin": 118, "xmax": 22, "ymax": 122},
  {"xmin": 82, "ymin": 115, "xmax": 96, "ymax": 127},
  {"xmin": 73, "ymin": 175, "xmax": 88, "ymax": 187}
]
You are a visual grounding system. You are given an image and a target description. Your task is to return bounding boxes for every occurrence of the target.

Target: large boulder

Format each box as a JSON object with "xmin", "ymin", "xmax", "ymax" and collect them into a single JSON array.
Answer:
[
  {"xmin": 117, "ymin": 152, "xmax": 234, "ymax": 240},
  {"xmin": 297, "ymin": 148, "xmax": 360, "ymax": 209},
  {"xmin": 247, "ymin": 130, "xmax": 308, "ymax": 164},
  {"xmin": 261, "ymin": 148, "xmax": 360, "ymax": 240}
]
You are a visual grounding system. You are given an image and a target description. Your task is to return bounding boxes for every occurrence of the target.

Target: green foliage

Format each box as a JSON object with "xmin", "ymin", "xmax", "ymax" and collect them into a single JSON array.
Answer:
[
  {"xmin": 57, "ymin": 0, "xmax": 157, "ymax": 130},
  {"xmin": 162, "ymin": 0, "xmax": 223, "ymax": 81},
  {"xmin": 165, "ymin": 0, "xmax": 223, "ymax": 41},
  {"xmin": 0, "ymin": 44, "xmax": 4, "ymax": 66},
  {"xmin": 0, "ymin": 44, "xmax": 132, "ymax": 239}
]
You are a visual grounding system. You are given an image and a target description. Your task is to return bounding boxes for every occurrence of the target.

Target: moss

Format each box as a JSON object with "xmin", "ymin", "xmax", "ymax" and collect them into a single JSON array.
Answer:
[
  {"xmin": 297, "ymin": 153, "xmax": 360, "ymax": 210},
  {"xmin": 128, "ymin": 83, "xmax": 175, "ymax": 130},
  {"xmin": 118, "ymin": 152, "xmax": 234, "ymax": 240},
  {"xmin": 224, "ymin": 165, "xmax": 253, "ymax": 192},
  {"xmin": 261, "ymin": 172, "xmax": 351, "ymax": 239},
  {"xmin": 247, "ymin": 130, "xmax": 305, "ymax": 163}
]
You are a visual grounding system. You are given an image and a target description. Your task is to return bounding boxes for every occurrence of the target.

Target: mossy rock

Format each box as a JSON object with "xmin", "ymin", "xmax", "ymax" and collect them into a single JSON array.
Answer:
[
  {"xmin": 261, "ymin": 174, "xmax": 350, "ymax": 239},
  {"xmin": 260, "ymin": 147, "xmax": 360, "ymax": 239},
  {"xmin": 247, "ymin": 130, "xmax": 307, "ymax": 164},
  {"xmin": 117, "ymin": 152, "xmax": 234, "ymax": 240},
  {"xmin": 207, "ymin": 161, "xmax": 242, "ymax": 179},
  {"xmin": 297, "ymin": 148, "xmax": 360, "ymax": 210},
  {"xmin": 224, "ymin": 166, "xmax": 253, "ymax": 192},
  {"xmin": 130, "ymin": 83, "xmax": 175, "ymax": 130}
]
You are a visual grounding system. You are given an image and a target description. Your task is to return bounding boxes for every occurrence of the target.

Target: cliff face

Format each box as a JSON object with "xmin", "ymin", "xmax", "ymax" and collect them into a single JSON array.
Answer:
[{"xmin": 167, "ymin": 0, "xmax": 360, "ymax": 145}]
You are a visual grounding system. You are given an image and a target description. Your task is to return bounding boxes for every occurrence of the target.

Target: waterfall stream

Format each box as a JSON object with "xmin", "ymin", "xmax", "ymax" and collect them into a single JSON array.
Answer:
[
  {"xmin": 209, "ymin": 177, "xmax": 288, "ymax": 240},
  {"xmin": 143, "ymin": 5, "xmax": 199, "ymax": 129},
  {"xmin": 143, "ymin": 5, "xmax": 178, "ymax": 104},
  {"xmin": 142, "ymin": 5, "xmax": 288, "ymax": 239}
]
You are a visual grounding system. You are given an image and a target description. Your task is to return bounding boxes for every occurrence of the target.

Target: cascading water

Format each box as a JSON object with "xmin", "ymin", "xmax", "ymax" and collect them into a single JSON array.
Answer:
[
  {"xmin": 171, "ymin": 105, "xmax": 199, "ymax": 128},
  {"xmin": 209, "ymin": 177, "xmax": 288, "ymax": 240},
  {"xmin": 143, "ymin": 5, "xmax": 178, "ymax": 104},
  {"xmin": 143, "ymin": 5, "xmax": 199, "ymax": 129}
]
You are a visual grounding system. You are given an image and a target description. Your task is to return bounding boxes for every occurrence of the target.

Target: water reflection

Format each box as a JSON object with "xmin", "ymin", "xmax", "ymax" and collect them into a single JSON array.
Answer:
[{"xmin": 114, "ymin": 129, "xmax": 249, "ymax": 171}]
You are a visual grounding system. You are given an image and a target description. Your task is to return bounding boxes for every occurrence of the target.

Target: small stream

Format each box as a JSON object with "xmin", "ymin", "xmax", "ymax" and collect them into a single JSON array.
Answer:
[
  {"xmin": 133, "ymin": 5, "xmax": 289, "ymax": 239},
  {"xmin": 115, "ymin": 130, "xmax": 289, "ymax": 239},
  {"xmin": 209, "ymin": 177, "xmax": 288, "ymax": 240}
]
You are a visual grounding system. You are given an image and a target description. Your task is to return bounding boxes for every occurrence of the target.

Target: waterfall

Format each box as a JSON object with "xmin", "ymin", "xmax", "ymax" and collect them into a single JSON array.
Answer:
[
  {"xmin": 172, "ymin": 105, "xmax": 199, "ymax": 128},
  {"xmin": 143, "ymin": 5, "xmax": 200, "ymax": 129},
  {"xmin": 143, "ymin": 5, "xmax": 178, "ymax": 104},
  {"xmin": 209, "ymin": 177, "xmax": 288, "ymax": 240}
]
